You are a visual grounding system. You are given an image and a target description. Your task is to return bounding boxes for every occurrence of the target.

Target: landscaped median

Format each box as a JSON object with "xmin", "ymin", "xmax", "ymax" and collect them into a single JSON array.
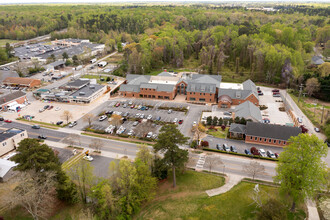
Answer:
[
  {"xmin": 16, "ymin": 117, "xmax": 68, "ymax": 130},
  {"xmin": 202, "ymin": 148, "xmax": 279, "ymax": 162},
  {"xmin": 62, "ymin": 152, "xmax": 84, "ymax": 171}
]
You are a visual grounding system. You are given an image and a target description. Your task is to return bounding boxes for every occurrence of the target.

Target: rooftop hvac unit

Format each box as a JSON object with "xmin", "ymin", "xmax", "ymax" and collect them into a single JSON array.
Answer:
[
  {"xmin": 90, "ymin": 86, "xmax": 95, "ymax": 89},
  {"xmin": 79, "ymin": 92, "xmax": 85, "ymax": 96}
]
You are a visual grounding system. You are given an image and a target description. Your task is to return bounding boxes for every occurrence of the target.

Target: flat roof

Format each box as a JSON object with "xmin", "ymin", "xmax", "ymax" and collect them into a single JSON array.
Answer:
[
  {"xmin": 0, "ymin": 128, "xmax": 25, "ymax": 142},
  {"xmin": 0, "ymin": 158, "xmax": 17, "ymax": 178},
  {"xmin": 220, "ymin": 82, "xmax": 243, "ymax": 90},
  {"xmin": 70, "ymin": 84, "xmax": 105, "ymax": 98}
]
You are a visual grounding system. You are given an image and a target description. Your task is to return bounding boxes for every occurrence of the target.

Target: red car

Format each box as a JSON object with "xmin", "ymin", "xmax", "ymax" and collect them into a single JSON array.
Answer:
[
  {"xmin": 48, "ymin": 105, "xmax": 54, "ymax": 110},
  {"xmin": 130, "ymin": 104, "xmax": 135, "ymax": 109},
  {"xmin": 178, "ymin": 120, "xmax": 183, "ymax": 124},
  {"xmin": 4, "ymin": 119, "xmax": 12, "ymax": 123},
  {"xmin": 115, "ymin": 103, "xmax": 120, "ymax": 107}
]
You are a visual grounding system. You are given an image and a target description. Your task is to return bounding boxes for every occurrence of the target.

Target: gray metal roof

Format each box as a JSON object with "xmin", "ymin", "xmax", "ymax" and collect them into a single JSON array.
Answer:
[
  {"xmin": 0, "ymin": 128, "xmax": 25, "ymax": 142},
  {"xmin": 0, "ymin": 91, "xmax": 26, "ymax": 105},
  {"xmin": 191, "ymin": 74, "xmax": 222, "ymax": 86},
  {"xmin": 119, "ymin": 84, "xmax": 140, "ymax": 93},
  {"xmin": 0, "ymin": 159, "xmax": 17, "ymax": 178},
  {"xmin": 235, "ymin": 101, "xmax": 262, "ymax": 122},
  {"xmin": 69, "ymin": 84, "xmax": 105, "ymax": 98},
  {"xmin": 218, "ymin": 89, "xmax": 254, "ymax": 100},
  {"xmin": 311, "ymin": 56, "xmax": 325, "ymax": 65},
  {"xmin": 229, "ymin": 123, "xmax": 246, "ymax": 133},
  {"xmin": 186, "ymin": 83, "xmax": 216, "ymax": 94},
  {"xmin": 246, "ymin": 121, "xmax": 301, "ymax": 140},
  {"xmin": 158, "ymin": 72, "xmax": 174, "ymax": 77},
  {"xmin": 48, "ymin": 60, "xmax": 65, "ymax": 67},
  {"xmin": 140, "ymin": 83, "xmax": 158, "ymax": 89},
  {"xmin": 63, "ymin": 79, "xmax": 90, "ymax": 88}
]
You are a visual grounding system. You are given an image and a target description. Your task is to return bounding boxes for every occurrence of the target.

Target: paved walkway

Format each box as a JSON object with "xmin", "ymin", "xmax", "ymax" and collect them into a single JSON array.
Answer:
[
  {"xmin": 307, "ymin": 199, "xmax": 320, "ymax": 220},
  {"xmin": 205, "ymin": 174, "xmax": 243, "ymax": 197}
]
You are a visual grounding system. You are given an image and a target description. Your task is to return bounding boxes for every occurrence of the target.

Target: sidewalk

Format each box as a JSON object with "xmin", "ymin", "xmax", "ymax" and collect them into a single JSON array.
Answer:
[
  {"xmin": 307, "ymin": 199, "xmax": 320, "ymax": 220},
  {"xmin": 205, "ymin": 174, "xmax": 243, "ymax": 197}
]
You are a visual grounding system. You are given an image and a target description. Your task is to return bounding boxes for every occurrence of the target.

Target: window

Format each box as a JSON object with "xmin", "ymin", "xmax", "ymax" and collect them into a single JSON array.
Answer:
[
  {"xmin": 283, "ymin": 141, "xmax": 286, "ymax": 145},
  {"xmin": 250, "ymin": 136, "xmax": 253, "ymax": 140},
  {"xmin": 255, "ymin": 137, "xmax": 257, "ymax": 141},
  {"xmin": 259, "ymin": 138, "xmax": 262, "ymax": 141},
  {"xmin": 204, "ymin": 93, "xmax": 205, "ymax": 95},
  {"xmin": 269, "ymin": 139, "xmax": 271, "ymax": 143},
  {"xmin": 278, "ymin": 141, "xmax": 281, "ymax": 144},
  {"xmin": 200, "ymin": 93, "xmax": 202, "ymax": 95},
  {"xmin": 190, "ymin": 98, "xmax": 196, "ymax": 101},
  {"xmin": 264, "ymin": 138, "xmax": 267, "ymax": 142},
  {"xmin": 2, "ymin": 142, "xmax": 6, "ymax": 146},
  {"xmin": 199, "ymin": 98, "xmax": 205, "ymax": 102},
  {"xmin": 273, "ymin": 140, "xmax": 276, "ymax": 144}
]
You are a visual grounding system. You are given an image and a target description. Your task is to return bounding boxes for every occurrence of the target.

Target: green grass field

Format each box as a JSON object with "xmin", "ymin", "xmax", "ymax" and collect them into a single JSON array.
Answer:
[
  {"xmin": 0, "ymin": 39, "xmax": 18, "ymax": 47},
  {"xmin": 136, "ymin": 171, "xmax": 306, "ymax": 220},
  {"xmin": 207, "ymin": 127, "xmax": 229, "ymax": 139}
]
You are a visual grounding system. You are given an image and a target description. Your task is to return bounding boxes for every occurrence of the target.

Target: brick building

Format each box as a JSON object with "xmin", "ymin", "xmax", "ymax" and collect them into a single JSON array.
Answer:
[
  {"xmin": 3, "ymin": 77, "xmax": 41, "ymax": 88},
  {"xmin": 0, "ymin": 91, "xmax": 27, "ymax": 112},
  {"xmin": 230, "ymin": 121, "xmax": 302, "ymax": 147},
  {"xmin": 218, "ymin": 79, "xmax": 259, "ymax": 108}
]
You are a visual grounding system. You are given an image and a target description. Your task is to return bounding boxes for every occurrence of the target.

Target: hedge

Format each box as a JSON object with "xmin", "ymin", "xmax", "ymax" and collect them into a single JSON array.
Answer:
[{"xmin": 202, "ymin": 148, "xmax": 279, "ymax": 161}]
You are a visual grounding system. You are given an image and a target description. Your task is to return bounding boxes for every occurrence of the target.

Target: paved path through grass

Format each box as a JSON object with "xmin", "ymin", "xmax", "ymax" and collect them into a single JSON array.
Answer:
[
  {"xmin": 206, "ymin": 174, "xmax": 243, "ymax": 197},
  {"xmin": 307, "ymin": 199, "xmax": 320, "ymax": 220}
]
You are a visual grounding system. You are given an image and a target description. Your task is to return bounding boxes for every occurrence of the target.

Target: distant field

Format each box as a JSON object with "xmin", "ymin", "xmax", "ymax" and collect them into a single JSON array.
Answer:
[{"xmin": 0, "ymin": 39, "xmax": 19, "ymax": 47}]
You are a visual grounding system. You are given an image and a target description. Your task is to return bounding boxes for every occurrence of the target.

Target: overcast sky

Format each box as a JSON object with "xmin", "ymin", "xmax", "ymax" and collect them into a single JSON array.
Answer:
[{"xmin": 1, "ymin": 0, "xmax": 329, "ymax": 4}]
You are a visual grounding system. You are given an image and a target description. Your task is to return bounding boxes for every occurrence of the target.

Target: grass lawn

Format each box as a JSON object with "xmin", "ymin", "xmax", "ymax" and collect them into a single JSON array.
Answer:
[
  {"xmin": 81, "ymin": 74, "xmax": 108, "ymax": 84},
  {"xmin": 136, "ymin": 171, "xmax": 306, "ymax": 220},
  {"xmin": 0, "ymin": 39, "xmax": 19, "ymax": 47},
  {"xmin": 206, "ymin": 127, "xmax": 229, "ymax": 139}
]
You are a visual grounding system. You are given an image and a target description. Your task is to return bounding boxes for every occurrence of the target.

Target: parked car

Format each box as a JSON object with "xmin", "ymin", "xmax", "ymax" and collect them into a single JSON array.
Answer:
[
  {"xmin": 257, "ymin": 92, "xmax": 264, "ymax": 96},
  {"xmin": 267, "ymin": 150, "xmax": 276, "ymax": 159},
  {"xmin": 48, "ymin": 105, "xmax": 54, "ymax": 110},
  {"xmin": 178, "ymin": 119, "xmax": 183, "ymax": 124},
  {"xmin": 156, "ymin": 116, "xmax": 161, "ymax": 121},
  {"xmin": 244, "ymin": 149, "xmax": 251, "ymax": 155},
  {"xmin": 258, "ymin": 149, "xmax": 267, "ymax": 157},
  {"xmin": 216, "ymin": 144, "xmax": 221, "ymax": 150},
  {"xmin": 297, "ymin": 117, "xmax": 303, "ymax": 123},
  {"xmin": 263, "ymin": 118, "xmax": 270, "ymax": 124},
  {"xmin": 173, "ymin": 118, "xmax": 178, "ymax": 123},
  {"xmin": 224, "ymin": 111, "xmax": 232, "ymax": 116},
  {"xmin": 127, "ymin": 130, "xmax": 134, "ymax": 136},
  {"xmin": 141, "ymin": 106, "xmax": 146, "ymax": 111},
  {"xmin": 31, "ymin": 125, "xmax": 40, "ymax": 129},
  {"xmin": 152, "ymin": 134, "xmax": 158, "ymax": 139},
  {"xmin": 55, "ymin": 107, "xmax": 61, "ymax": 111},
  {"xmin": 230, "ymin": 146, "xmax": 237, "ymax": 153},
  {"xmin": 275, "ymin": 153, "xmax": 280, "ymax": 158},
  {"xmin": 222, "ymin": 144, "xmax": 230, "ymax": 152},
  {"xmin": 4, "ymin": 119, "xmax": 12, "ymax": 123},
  {"xmin": 168, "ymin": 109, "xmax": 172, "ymax": 114},
  {"xmin": 314, "ymin": 127, "xmax": 320, "ymax": 132},
  {"xmin": 250, "ymin": 147, "xmax": 260, "ymax": 156},
  {"xmin": 44, "ymin": 105, "xmax": 50, "ymax": 109},
  {"xmin": 123, "ymin": 103, "xmax": 127, "ymax": 108},
  {"xmin": 272, "ymin": 89, "xmax": 280, "ymax": 93},
  {"xmin": 69, "ymin": 121, "xmax": 77, "ymax": 128},
  {"xmin": 135, "ymin": 113, "xmax": 141, "ymax": 118},
  {"xmin": 145, "ymin": 106, "xmax": 149, "ymax": 110},
  {"xmin": 133, "ymin": 121, "xmax": 139, "ymax": 126},
  {"xmin": 56, "ymin": 121, "xmax": 63, "ymax": 125},
  {"xmin": 38, "ymin": 135, "xmax": 47, "ymax": 139},
  {"xmin": 128, "ymin": 101, "xmax": 133, "ymax": 105},
  {"xmin": 0, "ymin": 117, "xmax": 3, "ymax": 121},
  {"xmin": 273, "ymin": 93, "xmax": 281, "ymax": 97},
  {"xmin": 115, "ymin": 102, "xmax": 120, "ymax": 107},
  {"xmin": 105, "ymin": 125, "xmax": 116, "ymax": 134},
  {"xmin": 83, "ymin": 155, "xmax": 93, "ymax": 161},
  {"xmin": 137, "ymin": 105, "xmax": 142, "ymax": 110},
  {"xmin": 123, "ymin": 112, "xmax": 129, "ymax": 117},
  {"xmin": 146, "ymin": 132, "xmax": 153, "ymax": 138},
  {"xmin": 147, "ymin": 115, "xmax": 152, "ymax": 120},
  {"xmin": 99, "ymin": 115, "xmax": 107, "ymax": 121},
  {"xmin": 140, "ymin": 114, "xmax": 145, "ymax": 119},
  {"xmin": 39, "ymin": 108, "xmax": 46, "ymax": 113},
  {"xmin": 105, "ymin": 110, "xmax": 113, "ymax": 115},
  {"xmin": 130, "ymin": 105, "xmax": 135, "ymax": 109},
  {"xmin": 193, "ymin": 121, "xmax": 197, "ymax": 126}
]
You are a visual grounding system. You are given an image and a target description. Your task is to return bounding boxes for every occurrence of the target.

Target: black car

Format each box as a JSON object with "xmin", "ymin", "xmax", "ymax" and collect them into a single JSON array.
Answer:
[
  {"xmin": 0, "ymin": 117, "xmax": 3, "ymax": 121},
  {"xmin": 56, "ymin": 121, "xmax": 63, "ymax": 125},
  {"xmin": 44, "ymin": 105, "xmax": 50, "ymax": 110},
  {"xmin": 38, "ymin": 135, "xmax": 47, "ymax": 139},
  {"xmin": 105, "ymin": 110, "xmax": 113, "ymax": 115},
  {"xmin": 230, "ymin": 146, "xmax": 237, "ymax": 153},
  {"xmin": 216, "ymin": 144, "xmax": 220, "ymax": 150},
  {"xmin": 222, "ymin": 144, "xmax": 230, "ymax": 152},
  {"xmin": 244, "ymin": 149, "xmax": 251, "ymax": 155},
  {"xmin": 31, "ymin": 125, "xmax": 40, "ymax": 129}
]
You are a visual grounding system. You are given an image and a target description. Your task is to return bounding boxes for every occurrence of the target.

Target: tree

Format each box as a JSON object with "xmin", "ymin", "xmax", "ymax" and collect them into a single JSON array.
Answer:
[
  {"xmin": 83, "ymin": 113, "xmax": 95, "ymax": 127},
  {"xmin": 72, "ymin": 55, "xmax": 79, "ymax": 65},
  {"xmin": 212, "ymin": 116, "xmax": 218, "ymax": 126},
  {"xmin": 305, "ymin": 77, "xmax": 320, "ymax": 97},
  {"xmin": 67, "ymin": 133, "xmax": 81, "ymax": 147},
  {"xmin": 50, "ymin": 54, "xmax": 56, "ymax": 62},
  {"xmin": 61, "ymin": 110, "xmax": 73, "ymax": 124},
  {"xmin": 89, "ymin": 139, "xmax": 104, "ymax": 152},
  {"xmin": 62, "ymin": 52, "xmax": 69, "ymax": 59},
  {"xmin": 110, "ymin": 114, "xmax": 123, "ymax": 128},
  {"xmin": 133, "ymin": 121, "xmax": 153, "ymax": 137},
  {"xmin": 191, "ymin": 122, "xmax": 206, "ymax": 145},
  {"xmin": 69, "ymin": 160, "xmax": 95, "ymax": 203},
  {"xmin": 218, "ymin": 117, "xmax": 223, "ymax": 126},
  {"xmin": 243, "ymin": 161, "xmax": 265, "ymax": 180},
  {"xmin": 6, "ymin": 171, "xmax": 56, "ymax": 220},
  {"xmin": 274, "ymin": 134, "xmax": 328, "ymax": 212},
  {"xmin": 206, "ymin": 116, "xmax": 212, "ymax": 126},
  {"xmin": 136, "ymin": 144, "xmax": 153, "ymax": 167},
  {"xmin": 154, "ymin": 124, "xmax": 189, "ymax": 188},
  {"xmin": 205, "ymin": 153, "xmax": 223, "ymax": 173},
  {"xmin": 240, "ymin": 117, "xmax": 246, "ymax": 125},
  {"xmin": 257, "ymin": 198, "xmax": 287, "ymax": 220},
  {"xmin": 234, "ymin": 116, "xmax": 240, "ymax": 124}
]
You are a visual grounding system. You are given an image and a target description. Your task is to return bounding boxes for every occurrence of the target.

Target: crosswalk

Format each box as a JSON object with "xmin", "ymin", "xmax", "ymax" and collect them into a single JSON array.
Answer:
[{"xmin": 195, "ymin": 154, "xmax": 206, "ymax": 170}]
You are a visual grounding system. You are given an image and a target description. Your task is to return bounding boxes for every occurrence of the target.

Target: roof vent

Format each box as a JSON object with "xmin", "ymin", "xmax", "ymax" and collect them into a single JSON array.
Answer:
[
  {"xmin": 79, "ymin": 92, "xmax": 85, "ymax": 96},
  {"xmin": 89, "ymin": 86, "xmax": 95, "ymax": 89},
  {"xmin": 235, "ymin": 91, "xmax": 241, "ymax": 98}
]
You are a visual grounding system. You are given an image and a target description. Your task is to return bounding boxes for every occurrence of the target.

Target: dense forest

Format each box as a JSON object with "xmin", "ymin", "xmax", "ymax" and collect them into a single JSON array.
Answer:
[{"xmin": 0, "ymin": 4, "xmax": 329, "ymax": 99}]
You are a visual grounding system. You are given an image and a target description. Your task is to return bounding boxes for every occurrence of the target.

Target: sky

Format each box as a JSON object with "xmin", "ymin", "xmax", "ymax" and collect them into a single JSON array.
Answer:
[{"xmin": 1, "ymin": 0, "xmax": 329, "ymax": 3}]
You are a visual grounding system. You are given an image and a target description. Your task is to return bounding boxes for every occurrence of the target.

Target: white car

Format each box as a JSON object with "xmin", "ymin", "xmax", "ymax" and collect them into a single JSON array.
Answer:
[
  {"xmin": 135, "ymin": 113, "xmax": 141, "ymax": 118},
  {"xmin": 128, "ymin": 101, "xmax": 133, "ymax": 105},
  {"xmin": 140, "ymin": 114, "xmax": 145, "ymax": 119},
  {"xmin": 133, "ymin": 121, "xmax": 139, "ymax": 126},
  {"xmin": 147, "ymin": 115, "xmax": 152, "ymax": 120},
  {"xmin": 193, "ymin": 121, "xmax": 197, "ymax": 126},
  {"xmin": 297, "ymin": 117, "xmax": 303, "ymax": 123},
  {"xmin": 127, "ymin": 130, "xmax": 134, "ymax": 136},
  {"xmin": 99, "ymin": 115, "xmax": 107, "ymax": 121},
  {"xmin": 83, "ymin": 155, "xmax": 93, "ymax": 161},
  {"xmin": 146, "ymin": 132, "xmax": 153, "ymax": 138},
  {"xmin": 39, "ymin": 108, "xmax": 45, "ymax": 113},
  {"xmin": 259, "ymin": 149, "xmax": 267, "ymax": 157},
  {"xmin": 105, "ymin": 125, "xmax": 116, "ymax": 134},
  {"xmin": 173, "ymin": 118, "xmax": 178, "ymax": 123},
  {"xmin": 55, "ymin": 107, "xmax": 61, "ymax": 111}
]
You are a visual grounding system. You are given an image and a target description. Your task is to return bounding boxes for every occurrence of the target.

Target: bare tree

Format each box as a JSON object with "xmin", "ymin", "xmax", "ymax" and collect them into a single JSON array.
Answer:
[
  {"xmin": 243, "ymin": 161, "xmax": 265, "ymax": 180},
  {"xmin": 133, "ymin": 121, "xmax": 153, "ymax": 137},
  {"xmin": 306, "ymin": 77, "xmax": 320, "ymax": 97},
  {"xmin": 67, "ymin": 133, "xmax": 81, "ymax": 147},
  {"xmin": 205, "ymin": 153, "xmax": 223, "ymax": 173},
  {"xmin": 61, "ymin": 110, "xmax": 73, "ymax": 124},
  {"xmin": 191, "ymin": 122, "xmax": 206, "ymax": 144},
  {"xmin": 83, "ymin": 113, "xmax": 95, "ymax": 127},
  {"xmin": 89, "ymin": 139, "xmax": 104, "ymax": 152},
  {"xmin": 109, "ymin": 114, "xmax": 122, "ymax": 127},
  {"xmin": 5, "ymin": 171, "xmax": 56, "ymax": 220}
]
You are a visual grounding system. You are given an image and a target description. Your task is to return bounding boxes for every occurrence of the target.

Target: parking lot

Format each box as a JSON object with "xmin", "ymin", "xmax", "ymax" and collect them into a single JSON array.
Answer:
[{"xmin": 259, "ymin": 86, "xmax": 292, "ymax": 125}]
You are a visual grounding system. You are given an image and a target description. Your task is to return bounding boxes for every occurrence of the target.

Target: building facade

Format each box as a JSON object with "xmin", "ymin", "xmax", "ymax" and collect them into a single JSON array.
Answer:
[
  {"xmin": 0, "ymin": 128, "xmax": 28, "ymax": 156},
  {"xmin": 3, "ymin": 77, "xmax": 41, "ymax": 88},
  {"xmin": 0, "ymin": 91, "xmax": 27, "ymax": 112}
]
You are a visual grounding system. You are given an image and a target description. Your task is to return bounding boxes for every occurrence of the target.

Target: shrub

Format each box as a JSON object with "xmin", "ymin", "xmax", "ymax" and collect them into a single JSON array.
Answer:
[
  {"xmin": 259, "ymin": 105, "xmax": 268, "ymax": 110},
  {"xmin": 257, "ymin": 198, "xmax": 287, "ymax": 220},
  {"xmin": 106, "ymin": 76, "xmax": 111, "ymax": 81},
  {"xmin": 200, "ymin": 141, "xmax": 209, "ymax": 147},
  {"xmin": 190, "ymin": 141, "xmax": 198, "ymax": 149},
  {"xmin": 221, "ymin": 125, "xmax": 226, "ymax": 131}
]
